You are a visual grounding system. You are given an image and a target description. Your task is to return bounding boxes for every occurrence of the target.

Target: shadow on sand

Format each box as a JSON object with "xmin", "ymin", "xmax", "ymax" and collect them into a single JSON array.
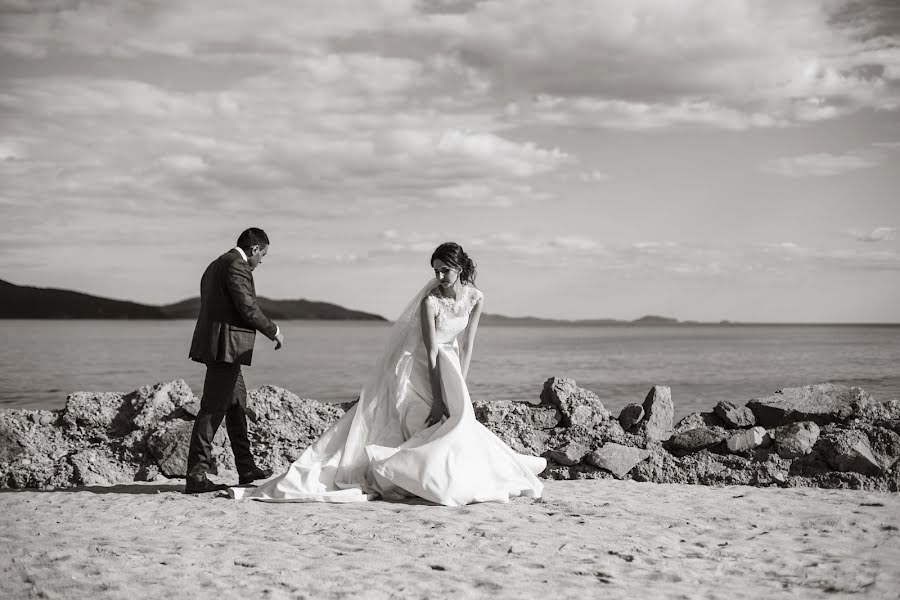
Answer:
[{"xmin": 0, "ymin": 482, "xmax": 187, "ymax": 495}]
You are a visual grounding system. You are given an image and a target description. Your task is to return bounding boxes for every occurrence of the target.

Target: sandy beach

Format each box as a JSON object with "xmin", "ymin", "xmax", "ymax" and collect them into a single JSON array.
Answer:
[{"xmin": 2, "ymin": 476, "xmax": 897, "ymax": 600}]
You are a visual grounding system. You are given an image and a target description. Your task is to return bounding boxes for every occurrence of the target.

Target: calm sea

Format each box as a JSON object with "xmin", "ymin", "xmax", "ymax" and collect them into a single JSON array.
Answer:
[{"xmin": 2, "ymin": 320, "xmax": 899, "ymax": 421}]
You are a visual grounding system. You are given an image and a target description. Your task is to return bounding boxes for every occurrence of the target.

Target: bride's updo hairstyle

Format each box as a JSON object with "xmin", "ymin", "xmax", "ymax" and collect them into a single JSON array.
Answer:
[{"xmin": 431, "ymin": 242, "xmax": 477, "ymax": 285}]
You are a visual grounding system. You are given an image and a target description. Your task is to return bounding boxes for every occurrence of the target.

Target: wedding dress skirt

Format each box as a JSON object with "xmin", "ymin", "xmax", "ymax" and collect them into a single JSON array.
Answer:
[{"xmin": 234, "ymin": 337, "xmax": 545, "ymax": 506}]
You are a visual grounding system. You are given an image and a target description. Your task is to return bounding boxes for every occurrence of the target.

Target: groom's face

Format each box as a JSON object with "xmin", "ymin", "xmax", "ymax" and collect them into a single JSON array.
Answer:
[{"xmin": 247, "ymin": 244, "xmax": 268, "ymax": 271}]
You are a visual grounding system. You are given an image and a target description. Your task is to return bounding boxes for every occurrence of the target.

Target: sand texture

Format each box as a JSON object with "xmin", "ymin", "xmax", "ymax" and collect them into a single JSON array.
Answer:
[{"xmin": 2, "ymin": 477, "xmax": 898, "ymax": 599}]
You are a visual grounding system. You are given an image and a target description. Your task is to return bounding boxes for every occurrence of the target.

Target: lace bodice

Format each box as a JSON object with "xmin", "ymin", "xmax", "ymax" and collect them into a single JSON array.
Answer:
[{"xmin": 425, "ymin": 285, "xmax": 483, "ymax": 344}]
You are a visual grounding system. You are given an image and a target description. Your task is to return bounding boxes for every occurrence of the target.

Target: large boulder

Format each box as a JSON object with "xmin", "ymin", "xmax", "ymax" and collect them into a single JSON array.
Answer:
[
  {"xmin": 714, "ymin": 401, "xmax": 756, "ymax": 428},
  {"xmin": 474, "ymin": 400, "xmax": 560, "ymax": 445},
  {"xmin": 69, "ymin": 447, "xmax": 137, "ymax": 486},
  {"xmin": 544, "ymin": 439, "xmax": 589, "ymax": 466},
  {"xmin": 0, "ymin": 408, "xmax": 76, "ymax": 489},
  {"xmin": 673, "ymin": 411, "xmax": 725, "ymax": 435},
  {"xmin": 473, "ymin": 399, "xmax": 552, "ymax": 457},
  {"xmin": 665, "ymin": 427, "xmax": 727, "ymax": 457},
  {"xmin": 861, "ymin": 426, "xmax": 900, "ymax": 469},
  {"xmin": 618, "ymin": 404, "xmax": 644, "ymax": 430},
  {"xmin": 131, "ymin": 380, "xmax": 198, "ymax": 430},
  {"xmin": 62, "ymin": 391, "xmax": 132, "ymax": 439},
  {"xmin": 245, "ymin": 385, "xmax": 346, "ymax": 472},
  {"xmin": 147, "ymin": 420, "xmax": 196, "ymax": 477},
  {"xmin": 539, "ymin": 377, "xmax": 610, "ymax": 428},
  {"xmin": 773, "ymin": 421, "xmax": 820, "ymax": 459},
  {"xmin": 61, "ymin": 380, "xmax": 199, "ymax": 441},
  {"xmin": 638, "ymin": 386, "xmax": 674, "ymax": 441},
  {"xmin": 816, "ymin": 429, "xmax": 883, "ymax": 476},
  {"xmin": 726, "ymin": 426, "xmax": 768, "ymax": 453},
  {"xmin": 586, "ymin": 443, "xmax": 651, "ymax": 478},
  {"xmin": 747, "ymin": 384, "xmax": 874, "ymax": 428}
]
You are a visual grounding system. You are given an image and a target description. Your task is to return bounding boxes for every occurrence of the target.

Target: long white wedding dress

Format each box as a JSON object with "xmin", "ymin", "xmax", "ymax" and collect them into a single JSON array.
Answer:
[{"xmin": 233, "ymin": 281, "xmax": 545, "ymax": 506}]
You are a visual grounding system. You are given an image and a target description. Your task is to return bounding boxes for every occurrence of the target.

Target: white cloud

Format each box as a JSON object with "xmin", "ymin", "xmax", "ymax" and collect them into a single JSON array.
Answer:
[
  {"xmin": 843, "ymin": 227, "xmax": 898, "ymax": 242},
  {"xmin": 436, "ymin": 130, "xmax": 566, "ymax": 176},
  {"xmin": 3, "ymin": 0, "xmax": 898, "ymax": 132},
  {"xmin": 157, "ymin": 154, "xmax": 208, "ymax": 174},
  {"xmin": 577, "ymin": 170, "xmax": 610, "ymax": 183},
  {"xmin": 759, "ymin": 151, "xmax": 882, "ymax": 177},
  {"xmin": 338, "ymin": 231, "xmax": 900, "ymax": 275}
]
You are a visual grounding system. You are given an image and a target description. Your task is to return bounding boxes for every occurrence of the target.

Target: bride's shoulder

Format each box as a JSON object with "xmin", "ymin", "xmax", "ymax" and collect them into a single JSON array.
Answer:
[
  {"xmin": 422, "ymin": 288, "xmax": 443, "ymax": 308},
  {"xmin": 466, "ymin": 285, "xmax": 484, "ymax": 304}
]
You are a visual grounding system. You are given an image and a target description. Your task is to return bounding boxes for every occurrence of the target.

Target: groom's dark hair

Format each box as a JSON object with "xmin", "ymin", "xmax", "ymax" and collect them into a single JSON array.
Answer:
[{"xmin": 237, "ymin": 228, "xmax": 270, "ymax": 252}]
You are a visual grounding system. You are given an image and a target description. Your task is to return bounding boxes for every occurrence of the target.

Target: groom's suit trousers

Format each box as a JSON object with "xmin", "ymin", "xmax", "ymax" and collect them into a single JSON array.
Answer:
[{"xmin": 186, "ymin": 361, "xmax": 256, "ymax": 480}]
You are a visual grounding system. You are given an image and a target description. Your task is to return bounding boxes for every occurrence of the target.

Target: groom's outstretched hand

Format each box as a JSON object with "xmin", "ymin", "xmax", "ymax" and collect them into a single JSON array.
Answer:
[{"xmin": 274, "ymin": 331, "xmax": 284, "ymax": 350}]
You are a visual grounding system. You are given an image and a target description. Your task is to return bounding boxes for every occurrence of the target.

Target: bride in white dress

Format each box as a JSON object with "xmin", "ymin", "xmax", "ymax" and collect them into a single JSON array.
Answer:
[{"xmin": 234, "ymin": 243, "xmax": 546, "ymax": 506}]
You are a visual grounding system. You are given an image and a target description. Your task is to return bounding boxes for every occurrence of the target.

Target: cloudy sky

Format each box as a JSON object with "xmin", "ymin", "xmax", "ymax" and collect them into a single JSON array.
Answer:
[{"xmin": 1, "ymin": 0, "xmax": 899, "ymax": 322}]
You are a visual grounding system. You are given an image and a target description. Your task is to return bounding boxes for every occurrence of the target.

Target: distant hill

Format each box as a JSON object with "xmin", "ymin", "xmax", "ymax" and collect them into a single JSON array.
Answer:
[
  {"xmin": 0, "ymin": 279, "xmax": 166, "ymax": 319},
  {"xmin": 479, "ymin": 313, "xmax": 683, "ymax": 326},
  {"xmin": 630, "ymin": 314, "xmax": 679, "ymax": 325},
  {"xmin": 161, "ymin": 297, "xmax": 385, "ymax": 321},
  {"xmin": 0, "ymin": 279, "xmax": 385, "ymax": 321}
]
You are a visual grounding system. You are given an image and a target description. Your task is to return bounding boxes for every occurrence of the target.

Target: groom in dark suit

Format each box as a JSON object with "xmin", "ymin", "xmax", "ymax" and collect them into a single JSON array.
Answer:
[{"xmin": 185, "ymin": 227, "xmax": 285, "ymax": 494}]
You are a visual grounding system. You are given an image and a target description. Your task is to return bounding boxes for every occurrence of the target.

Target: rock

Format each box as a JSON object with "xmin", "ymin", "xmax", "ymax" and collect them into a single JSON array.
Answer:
[
  {"xmin": 474, "ymin": 399, "xmax": 561, "ymax": 432},
  {"xmin": 726, "ymin": 426, "xmax": 767, "ymax": 453},
  {"xmin": 817, "ymin": 429, "xmax": 883, "ymax": 476},
  {"xmin": 714, "ymin": 401, "xmax": 756, "ymax": 428},
  {"xmin": 544, "ymin": 439, "xmax": 589, "ymax": 466},
  {"xmin": 639, "ymin": 386, "xmax": 674, "ymax": 441},
  {"xmin": 884, "ymin": 399, "xmax": 900, "ymax": 420},
  {"xmin": 0, "ymin": 422, "xmax": 25, "ymax": 463},
  {"xmin": 773, "ymin": 421, "xmax": 820, "ymax": 459},
  {"xmin": 62, "ymin": 391, "xmax": 130, "ymax": 439},
  {"xmin": 673, "ymin": 412, "xmax": 725, "ymax": 435},
  {"xmin": 130, "ymin": 380, "xmax": 198, "ymax": 430},
  {"xmin": 473, "ymin": 399, "xmax": 555, "ymax": 456},
  {"xmin": 618, "ymin": 404, "xmax": 644, "ymax": 430},
  {"xmin": 631, "ymin": 443, "xmax": 759, "ymax": 486},
  {"xmin": 861, "ymin": 426, "xmax": 900, "ymax": 469},
  {"xmin": 747, "ymin": 384, "xmax": 875, "ymax": 428},
  {"xmin": 665, "ymin": 427, "xmax": 726, "ymax": 457},
  {"xmin": 0, "ymin": 408, "xmax": 76, "ymax": 489},
  {"xmin": 586, "ymin": 443, "xmax": 651, "ymax": 478},
  {"xmin": 181, "ymin": 401, "xmax": 201, "ymax": 418},
  {"xmin": 147, "ymin": 420, "xmax": 195, "ymax": 477},
  {"xmin": 539, "ymin": 377, "xmax": 609, "ymax": 428},
  {"xmin": 244, "ymin": 386, "xmax": 348, "ymax": 472},
  {"xmin": 69, "ymin": 447, "xmax": 136, "ymax": 486}
]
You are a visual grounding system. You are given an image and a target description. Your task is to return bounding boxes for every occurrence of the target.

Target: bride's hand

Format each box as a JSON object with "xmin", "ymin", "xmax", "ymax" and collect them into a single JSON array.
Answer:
[{"xmin": 425, "ymin": 402, "xmax": 446, "ymax": 428}]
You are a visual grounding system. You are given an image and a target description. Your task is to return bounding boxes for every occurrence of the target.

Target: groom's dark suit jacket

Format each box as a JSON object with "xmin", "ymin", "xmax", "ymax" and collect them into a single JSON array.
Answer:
[{"xmin": 189, "ymin": 249, "xmax": 278, "ymax": 366}]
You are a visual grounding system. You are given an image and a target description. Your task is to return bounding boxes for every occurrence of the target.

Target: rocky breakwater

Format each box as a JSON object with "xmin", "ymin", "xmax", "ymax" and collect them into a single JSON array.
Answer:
[
  {"xmin": 2, "ymin": 378, "xmax": 899, "ymax": 492},
  {"xmin": 0, "ymin": 380, "xmax": 343, "ymax": 489},
  {"xmin": 477, "ymin": 378, "xmax": 900, "ymax": 491}
]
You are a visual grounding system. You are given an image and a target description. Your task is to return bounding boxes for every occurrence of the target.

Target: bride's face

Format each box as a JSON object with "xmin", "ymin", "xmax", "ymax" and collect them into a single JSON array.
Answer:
[{"xmin": 432, "ymin": 259, "xmax": 460, "ymax": 289}]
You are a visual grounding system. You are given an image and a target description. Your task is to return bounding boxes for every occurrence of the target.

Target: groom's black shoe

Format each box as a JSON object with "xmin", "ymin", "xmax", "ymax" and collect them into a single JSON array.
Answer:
[
  {"xmin": 238, "ymin": 466, "xmax": 273, "ymax": 485},
  {"xmin": 184, "ymin": 475, "xmax": 229, "ymax": 494}
]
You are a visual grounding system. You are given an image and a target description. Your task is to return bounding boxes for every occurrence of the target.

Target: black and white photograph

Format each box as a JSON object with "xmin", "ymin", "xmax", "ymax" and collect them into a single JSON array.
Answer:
[{"xmin": 1, "ymin": 1, "xmax": 899, "ymax": 598}]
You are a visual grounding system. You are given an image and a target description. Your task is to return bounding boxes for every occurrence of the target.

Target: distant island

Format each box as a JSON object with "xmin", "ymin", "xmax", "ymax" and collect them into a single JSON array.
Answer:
[
  {"xmin": 478, "ymin": 313, "xmax": 683, "ymax": 326},
  {"xmin": 3, "ymin": 278, "xmax": 896, "ymax": 325},
  {"xmin": 0, "ymin": 279, "xmax": 386, "ymax": 321}
]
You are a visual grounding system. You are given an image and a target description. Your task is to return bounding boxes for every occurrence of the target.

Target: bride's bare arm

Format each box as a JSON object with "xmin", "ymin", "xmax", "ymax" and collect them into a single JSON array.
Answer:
[
  {"xmin": 460, "ymin": 296, "xmax": 483, "ymax": 380},
  {"xmin": 421, "ymin": 297, "xmax": 449, "ymax": 426}
]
